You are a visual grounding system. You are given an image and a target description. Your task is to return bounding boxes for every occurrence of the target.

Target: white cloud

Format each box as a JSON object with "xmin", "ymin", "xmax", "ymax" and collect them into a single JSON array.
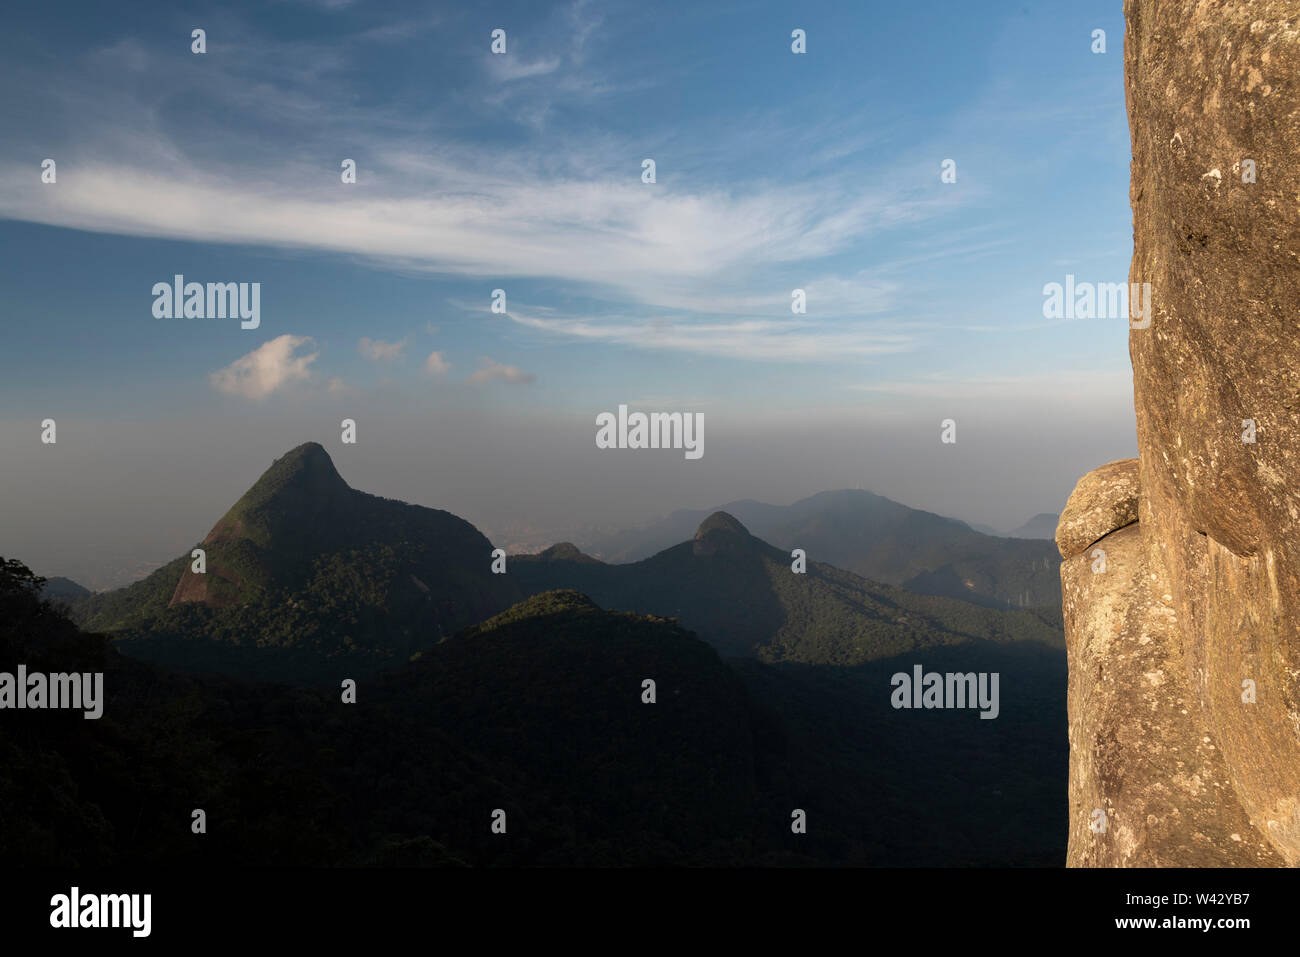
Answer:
[
  {"xmin": 424, "ymin": 351, "xmax": 450, "ymax": 375},
  {"xmin": 467, "ymin": 357, "xmax": 535, "ymax": 385},
  {"xmin": 0, "ymin": 16, "xmax": 969, "ymax": 367},
  {"xmin": 358, "ymin": 337, "xmax": 406, "ymax": 361},
  {"xmin": 487, "ymin": 55, "xmax": 563, "ymax": 82},
  {"xmin": 0, "ymin": 161, "xmax": 933, "ymax": 308},
  {"xmin": 209, "ymin": 335, "xmax": 318, "ymax": 399},
  {"xmin": 501, "ymin": 307, "xmax": 911, "ymax": 362}
]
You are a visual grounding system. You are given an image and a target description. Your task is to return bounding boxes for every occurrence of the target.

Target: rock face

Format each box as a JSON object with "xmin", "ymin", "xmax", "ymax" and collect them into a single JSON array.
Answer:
[{"xmin": 1061, "ymin": 1, "xmax": 1300, "ymax": 866}]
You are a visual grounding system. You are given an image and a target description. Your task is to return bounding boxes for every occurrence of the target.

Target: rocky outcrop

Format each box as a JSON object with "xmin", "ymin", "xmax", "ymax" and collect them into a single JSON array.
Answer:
[
  {"xmin": 1062, "ymin": 1, "xmax": 1300, "ymax": 866},
  {"xmin": 1060, "ymin": 497, "xmax": 1282, "ymax": 865},
  {"xmin": 1056, "ymin": 459, "xmax": 1140, "ymax": 558}
]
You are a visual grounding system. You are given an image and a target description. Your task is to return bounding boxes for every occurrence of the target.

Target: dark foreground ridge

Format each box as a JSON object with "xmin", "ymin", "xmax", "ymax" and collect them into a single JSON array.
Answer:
[{"xmin": 2, "ymin": 559, "xmax": 1065, "ymax": 866}]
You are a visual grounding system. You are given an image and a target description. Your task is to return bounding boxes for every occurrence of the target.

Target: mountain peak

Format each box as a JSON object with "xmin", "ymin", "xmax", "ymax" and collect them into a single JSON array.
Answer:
[
  {"xmin": 459, "ymin": 589, "xmax": 602, "ymax": 637},
  {"xmin": 692, "ymin": 513, "xmax": 759, "ymax": 559},
  {"xmin": 535, "ymin": 542, "xmax": 596, "ymax": 563},
  {"xmin": 163, "ymin": 441, "xmax": 518, "ymax": 628},
  {"xmin": 207, "ymin": 443, "xmax": 349, "ymax": 525},
  {"xmin": 270, "ymin": 441, "xmax": 342, "ymax": 480},
  {"xmin": 193, "ymin": 442, "xmax": 349, "ymax": 556},
  {"xmin": 694, "ymin": 511, "xmax": 752, "ymax": 540}
]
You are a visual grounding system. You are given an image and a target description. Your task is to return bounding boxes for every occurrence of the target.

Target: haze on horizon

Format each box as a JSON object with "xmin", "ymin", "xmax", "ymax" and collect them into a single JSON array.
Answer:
[{"xmin": 0, "ymin": 0, "xmax": 1137, "ymax": 589}]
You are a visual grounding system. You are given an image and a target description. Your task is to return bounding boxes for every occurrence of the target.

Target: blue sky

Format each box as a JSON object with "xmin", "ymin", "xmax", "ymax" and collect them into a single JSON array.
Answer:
[{"xmin": 0, "ymin": 0, "xmax": 1140, "ymax": 587}]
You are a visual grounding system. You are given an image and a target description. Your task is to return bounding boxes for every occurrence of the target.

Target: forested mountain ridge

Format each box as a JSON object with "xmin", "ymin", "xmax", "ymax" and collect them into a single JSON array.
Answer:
[
  {"xmin": 67, "ymin": 443, "xmax": 520, "ymax": 683},
  {"xmin": 512, "ymin": 511, "xmax": 1063, "ymax": 665},
  {"xmin": 576, "ymin": 489, "xmax": 1062, "ymax": 608}
]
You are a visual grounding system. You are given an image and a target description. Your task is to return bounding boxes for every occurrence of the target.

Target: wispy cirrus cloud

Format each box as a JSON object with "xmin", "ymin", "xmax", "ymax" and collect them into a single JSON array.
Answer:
[
  {"xmin": 0, "ymin": 158, "xmax": 939, "ymax": 293},
  {"xmin": 0, "ymin": 2, "xmax": 973, "ymax": 368},
  {"xmin": 486, "ymin": 54, "xmax": 564, "ymax": 82},
  {"xmin": 501, "ymin": 307, "xmax": 912, "ymax": 362}
]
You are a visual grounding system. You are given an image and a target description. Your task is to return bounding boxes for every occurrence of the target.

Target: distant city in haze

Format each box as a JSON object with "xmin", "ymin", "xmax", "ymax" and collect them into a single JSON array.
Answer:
[{"xmin": 0, "ymin": 0, "xmax": 1136, "ymax": 590}]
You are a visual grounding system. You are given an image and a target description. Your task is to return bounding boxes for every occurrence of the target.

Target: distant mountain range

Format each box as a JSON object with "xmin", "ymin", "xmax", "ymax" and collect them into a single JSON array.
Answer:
[
  {"xmin": 68, "ymin": 446, "xmax": 1061, "ymax": 680},
  {"xmin": 1007, "ymin": 512, "xmax": 1060, "ymax": 540},
  {"xmin": 513, "ymin": 511, "xmax": 1062, "ymax": 665},
  {"xmin": 574, "ymin": 490, "xmax": 1062, "ymax": 608},
  {"xmin": 31, "ymin": 442, "xmax": 1067, "ymax": 866}
]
